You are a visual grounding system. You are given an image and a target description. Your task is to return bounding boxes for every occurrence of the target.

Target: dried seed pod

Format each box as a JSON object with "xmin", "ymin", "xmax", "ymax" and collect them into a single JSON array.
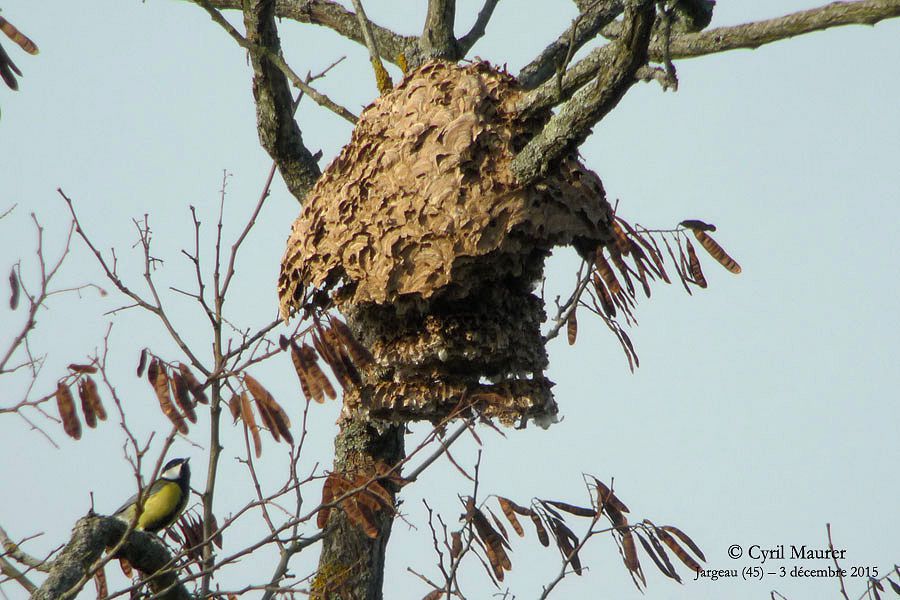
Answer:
[
  {"xmin": 244, "ymin": 373, "xmax": 294, "ymax": 444},
  {"xmin": 611, "ymin": 220, "xmax": 632, "ymax": 255},
  {"xmin": 594, "ymin": 249, "xmax": 622, "ymax": 295},
  {"xmin": 303, "ymin": 342, "xmax": 337, "ymax": 400},
  {"xmin": 693, "ymin": 229, "xmax": 741, "ymax": 274},
  {"xmin": 239, "ymin": 392, "xmax": 262, "ymax": 458},
  {"xmin": 254, "ymin": 392, "xmax": 280, "ymax": 442},
  {"xmin": 80, "ymin": 376, "xmax": 106, "ymax": 422},
  {"xmin": 328, "ymin": 316, "xmax": 375, "ymax": 368},
  {"xmin": 323, "ymin": 327, "xmax": 362, "ymax": 387},
  {"xmin": 548, "ymin": 517, "xmax": 582, "ymax": 575},
  {"xmin": 67, "ymin": 363, "xmax": 97, "ymax": 374},
  {"xmin": 344, "ymin": 495, "xmax": 379, "ymax": 538},
  {"xmin": 278, "ymin": 334, "xmax": 290, "ymax": 351},
  {"xmin": 593, "ymin": 479, "xmax": 629, "ymax": 514},
  {"xmin": 467, "ymin": 502, "xmax": 510, "ymax": 579},
  {"xmin": 146, "ymin": 357, "xmax": 159, "ymax": 387},
  {"xmin": 609, "ymin": 246, "xmax": 636, "ymax": 298},
  {"xmin": 311, "ymin": 330, "xmax": 352, "ymax": 392},
  {"xmin": 8, "ymin": 268, "xmax": 19, "ymax": 310},
  {"xmin": 637, "ymin": 531, "xmax": 680, "ymax": 582},
  {"xmin": 288, "ymin": 339, "xmax": 315, "ymax": 401},
  {"xmin": 56, "ymin": 382, "xmax": 81, "ymax": 440},
  {"xmin": 660, "ymin": 525, "xmax": 706, "ymax": 561},
  {"xmin": 679, "ymin": 219, "xmax": 716, "ymax": 232},
  {"xmin": 544, "ymin": 500, "xmax": 596, "ymax": 518},
  {"xmin": 592, "ymin": 273, "xmax": 617, "ymax": 317},
  {"xmin": 227, "ymin": 394, "xmax": 241, "ymax": 422},
  {"xmin": 178, "ymin": 364, "xmax": 208, "ymax": 404},
  {"xmin": 487, "ymin": 508, "xmax": 510, "ymax": 543},
  {"xmin": 170, "ymin": 372, "xmax": 197, "ymax": 424},
  {"xmin": 566, "ymin": 309, "xmax": 577, "ymax": 345},
  {"xmin": 153, "ymin": 367, "xmax": 188, "ymax": 435},
  {"xmin": 685, "ymin": 238, "xmax": 708, "ymax": 288},
  {"xmin": 655, "ymin": 526, "xmax": 702, "ymax": 572},
  {"xmin": 529, "ymin": 512, "xmax": 549, "ymax": 547},
  {"xmin": 136, "ymin": 349, "xmax": 148, "ymax": 378},
  {"xmin": 450, "ymin": 531, "xmax": 462, "ymax": 558},
  {"xmin": 78, "ymin": 380, "xmax": 97, "ymax": 428},
  {"xmin": 266, "ymin": 397, "xmax": 294, "ymax": 445},
  {"xmin": 622, "ymin": 529, "xmax": 641, "ymax": 573},
  {"xmin": 497, "ymin": 498, "xmax": 525, "ymax": 537},
  {"xmin": 0, "ymin": 17, "xmax": 39, "ymax": 54}
]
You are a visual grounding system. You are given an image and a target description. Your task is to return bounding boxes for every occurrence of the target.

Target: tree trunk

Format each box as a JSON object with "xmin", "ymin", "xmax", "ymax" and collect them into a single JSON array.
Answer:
[{"xmin": 313, "ymin": 417, "xmax": 405, "ymax": 600}]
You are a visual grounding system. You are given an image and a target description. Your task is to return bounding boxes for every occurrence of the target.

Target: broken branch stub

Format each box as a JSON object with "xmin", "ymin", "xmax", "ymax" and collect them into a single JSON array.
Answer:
[{"xmin": 278, "ymin": 61, "xmax": 616, "ymax": 426}]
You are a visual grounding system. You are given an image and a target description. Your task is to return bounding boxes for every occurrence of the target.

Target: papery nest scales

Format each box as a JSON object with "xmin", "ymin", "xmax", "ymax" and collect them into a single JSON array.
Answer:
[{"xmin": 278, "ymin": 61, "xmax": 616, "ymax": 426}]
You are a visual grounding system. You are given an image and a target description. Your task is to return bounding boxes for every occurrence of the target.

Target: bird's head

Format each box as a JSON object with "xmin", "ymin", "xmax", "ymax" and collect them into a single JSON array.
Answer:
[{"xmin": 160, "ymin": 457, "xmax": 190, "ymax": 482}]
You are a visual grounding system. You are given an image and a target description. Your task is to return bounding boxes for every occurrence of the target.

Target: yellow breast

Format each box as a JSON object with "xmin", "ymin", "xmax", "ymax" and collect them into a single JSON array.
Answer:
[{"xmin": 138, "ymin": 481, "xmax": 182, "ymax": 531}]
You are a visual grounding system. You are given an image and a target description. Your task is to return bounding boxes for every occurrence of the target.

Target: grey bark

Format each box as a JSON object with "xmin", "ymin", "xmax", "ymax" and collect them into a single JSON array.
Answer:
[
  {"xmin": 517, "ymin": 1, "xmax": 625, "ymax": 89},
  {"xmin": 420, "ymin": 0, "xmax": 461, "ymax": 60},
  {"xmin": 32, "ymin": 516, "xmax": 190, "ymax": 600},
  {"xmin": 315, "ymin": 419, "xmax": 405, "ymax": 600},
  {"xmin": 511, "ymin": 1, "xmax": 656, "ymax": 186},
  {"xmin": 242, "ymin": 0, "xmax": 322, "ymax": 201}
]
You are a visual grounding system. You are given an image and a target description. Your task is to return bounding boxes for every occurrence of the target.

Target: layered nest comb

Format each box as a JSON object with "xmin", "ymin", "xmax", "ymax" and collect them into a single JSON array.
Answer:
[{"xmin": 278, "ymin": 61, "xmax": 615, "ymax": 426}]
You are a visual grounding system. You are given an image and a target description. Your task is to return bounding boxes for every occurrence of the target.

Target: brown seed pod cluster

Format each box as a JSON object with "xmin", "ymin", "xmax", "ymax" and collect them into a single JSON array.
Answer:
[
  {"xmin": 455, "ymin": 477, "xmax": 707, "ymax": 592},
  {"xmin": 239, "ymin": 373, "xmax": 293, "ymax": 456},
  {"xmin": 54, "ymin": 363, "xmax": 109, "ymax": 440},
  {"xmin": 166, "ymin": 511, "xmax": 223, "ymax": 568},
  {"xmin": 318, "ymin": 471, "xmax": 396, "ymax": 539},
  {"xmin": 576, "ymin": 216, "xmax": 741, "ymax": 370},
  {"xmin": 140, "ymin": 354, "xmax": 207, "ymax": 436}
]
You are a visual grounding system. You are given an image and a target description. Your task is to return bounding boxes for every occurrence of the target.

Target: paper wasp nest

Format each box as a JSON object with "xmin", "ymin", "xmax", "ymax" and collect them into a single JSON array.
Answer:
[{"xmin": 279, "ymin": 61, "xmax": 614, "ymax": 425}]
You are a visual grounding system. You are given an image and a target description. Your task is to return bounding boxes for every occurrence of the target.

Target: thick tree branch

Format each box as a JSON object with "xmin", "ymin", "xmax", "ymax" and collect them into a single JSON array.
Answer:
[
  {"xmin": 511, "ymin": 1, "xmax": 656, "ymax": 186},
  {"xmin": 0, "ymin": 555, "xmax": 36, "ymax": 594},
  {"xmin": 654, "ymin": 0, "xmax": 900, "ymax": 60},
  {"xmin": 199, "ymin": 0, "xmax": 422, "ymax": 66},
  {"xmin": 517, "ymin": 1, "xmax": 624, "ymax": 89},
  {"xmin": 32, "ymin": 517, "xmax": 190, "ymax": 600},
  {"xmin": 519, "ymin": 0, "xmax": 900, "ymax": 116},
  {"xmin": 237, "ymin": 0, "xmax": 325, "ymax": 202},
  {"xmin": 457, "ymin": 0, "xmax": 501, "ymax": 54},
  {"xmin": 420, "ymin": 0, "xmax": 460, "ymax": 59}
]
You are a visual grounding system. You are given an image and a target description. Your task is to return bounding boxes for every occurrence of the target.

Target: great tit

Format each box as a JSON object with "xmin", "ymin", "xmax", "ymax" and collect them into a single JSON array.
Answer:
[{"xmin": 114, "ymin": 457, "xmax": 191, "ymax": 533}]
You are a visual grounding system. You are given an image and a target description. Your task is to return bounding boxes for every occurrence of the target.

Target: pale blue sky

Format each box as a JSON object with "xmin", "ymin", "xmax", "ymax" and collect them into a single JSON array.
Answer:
[{"xmin": 1, "ymin": 2, "xmax": 898, "ymax": 599}]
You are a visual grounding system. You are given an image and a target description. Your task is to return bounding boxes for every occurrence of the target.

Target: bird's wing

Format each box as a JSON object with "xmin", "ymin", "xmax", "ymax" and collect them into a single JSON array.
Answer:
[{"xmin": 113, "ymin": 479, "xmax": 168, "ymax": 517}]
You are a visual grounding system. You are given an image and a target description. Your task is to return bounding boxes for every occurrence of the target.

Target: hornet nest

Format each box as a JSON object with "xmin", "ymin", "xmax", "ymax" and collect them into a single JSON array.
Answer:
[{"xmin": 278, "ymin": 61, "xmax": 615, "ymax": 426}]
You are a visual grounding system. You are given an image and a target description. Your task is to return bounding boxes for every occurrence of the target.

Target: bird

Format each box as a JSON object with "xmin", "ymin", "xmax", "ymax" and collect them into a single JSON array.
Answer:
[{"xmin": 114, "ymin": 457, "xmax": 191, "ymax": 533}]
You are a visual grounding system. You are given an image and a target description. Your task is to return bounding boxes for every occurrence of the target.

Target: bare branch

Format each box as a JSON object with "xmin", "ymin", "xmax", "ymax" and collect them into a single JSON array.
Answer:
[
  {"xmin": 31, "ymin": 517, "xmax": 190, "ymax": 600},
  {"xmin": 349, "ymin": 0, "xmax": 393, "ymax": 93},
  {"xmin": 194, "ymin": 0, "xmax": 327, "ymax": 202},
  {"xmin": 458, "ymin": 0, "xmax": 501, "ymax": 54},
  {"xmin": 511, "ymin": 1, "xmax": 656, "ymax": 186},
  {"xmin": 0, "ymin": 525, "xmax": 49, "ymax": 573},
  {"xmin": 0, "ymin": 555, "xmax": 36, "ymax": 594},
  {"xmin": 517, "ymin": 1, "xmax": 624, "ymax": 89},
  {"xmin": 198, "ymin": 0, "xmax": 422, "ymax": 67},
  {"xmin": 421, "ymin": 0, "xmax": 460, "ymax": 59},
  {"xmin": 653, "ymin": 0, "xmax": 900, "ymax": 61}
]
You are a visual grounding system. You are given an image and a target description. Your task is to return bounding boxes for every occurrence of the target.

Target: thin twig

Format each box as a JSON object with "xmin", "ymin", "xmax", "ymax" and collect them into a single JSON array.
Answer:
[{"xmin": 194, "ymin": 0, "xmax": 357, "ymax": 123}]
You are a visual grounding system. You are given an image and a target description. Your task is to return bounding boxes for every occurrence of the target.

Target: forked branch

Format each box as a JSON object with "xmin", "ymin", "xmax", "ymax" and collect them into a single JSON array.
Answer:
[{"xmin": 511, "ymin": 1, "xmax": 656, "ymax": 186}]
